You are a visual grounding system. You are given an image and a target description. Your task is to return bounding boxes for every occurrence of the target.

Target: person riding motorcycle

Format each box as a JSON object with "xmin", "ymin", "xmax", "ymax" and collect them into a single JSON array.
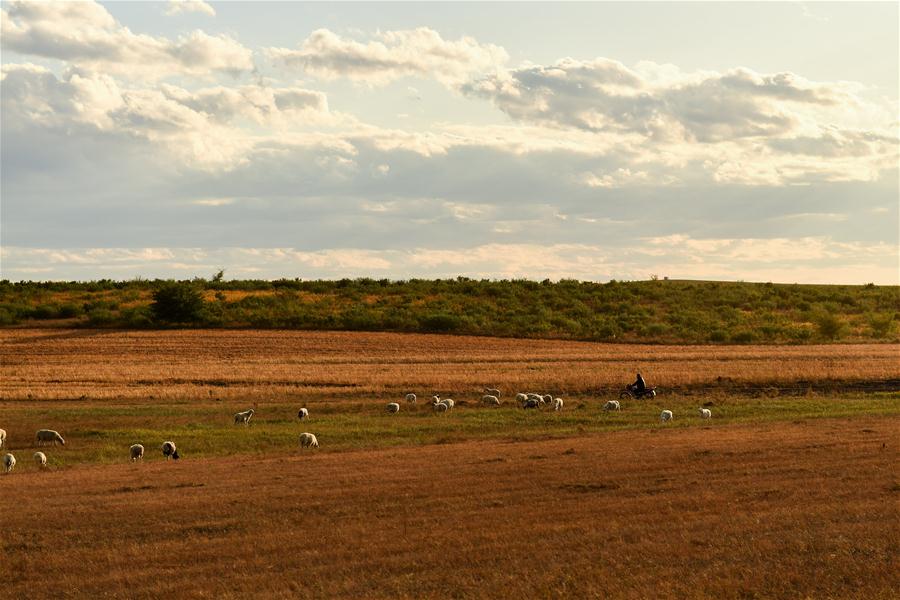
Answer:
[{"xmin": 629, "ymin": 373, "xmax": 646, "ymax": 395}]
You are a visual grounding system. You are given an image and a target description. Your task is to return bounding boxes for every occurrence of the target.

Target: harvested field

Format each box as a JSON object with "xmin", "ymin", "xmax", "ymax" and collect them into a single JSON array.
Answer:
[
  {"xmin": 2, "ymin": 418, "xmax": 898, "ymax": 599},
  {"xmin": 2, "ymin": 329, "xmax": 898, "ymax": 401}
]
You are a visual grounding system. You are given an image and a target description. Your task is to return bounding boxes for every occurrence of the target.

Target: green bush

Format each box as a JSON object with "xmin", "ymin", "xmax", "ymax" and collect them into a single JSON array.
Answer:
[
  {"xmin": 815, "ymin": 312, "xmax": 845, "ymax": 340},
  {"xmin": 420, "ymin": 313, "xmax": 461, "ymax": 332},
  {"xmin": 87, "ymin": 309, "xmax": 117, "ymax": 326},
  {"xmin": 151, "ymin": 282, "xmax": 205, "ymax": 324}
]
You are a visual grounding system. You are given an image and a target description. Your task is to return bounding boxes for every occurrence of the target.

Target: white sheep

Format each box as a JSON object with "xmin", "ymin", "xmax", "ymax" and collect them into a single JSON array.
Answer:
[
  {"xmin": 297, "ymin": 408, "xmax": 309, "ymax": 420},
  {"xmin": 443, "ymin": 398, "xmax": 455, "ymax": 409},
  {"xmin": 233, "ymin": 408, "xmax": 255, "ymax": 426},
  {"xmin": 603, "ymin": 400, "xmax": 621, "ymax": 411},
  {"xmin": 35, "ymin": 429, "xmax": 65, "ymax": 446},
  {"xmin": 405, "ymin": 393, "xmax": 417, "ymax": 403},
  {"xmin": 660, "ymin": 410, "xmax": 674, "ymax": 422},
  {"xmin": 526, "ymin": 393, "xmax": 543, "ymax": 401},
  {"xmin": 432, "ymin": 399, "xmax": 448, "ymax": 413},
  {"xmin": 482, "ymin": 395, "xmax": 501, "ymax": 406},
  {"xmin": 130, "ymin": 444, "xmax": 144, "ymax": 462},
  {"xmin": 553, "ymin": 398, "xmax": 564, "ymax": 411},
  {"xmin": 699, "ymin": 408, "xmax": 712, "ymax": 419},
  {"xmin": 485, "ymin": 387, "xmax": 501, "ymax": 398},
  {"xmin": 515, "ymin": 393, "xmax": 528, "ymax": 405},
  {"xmin": 386, "ymin": 402, "xmax": 401, "ymax": 414},
  {"xmin": 543, "ymin": 394, "xmax": 553, "ymax": 405},
  {"xmin": 0, "ymin": 428, "xmax": 6, "ymax": 449},
  {"xmin": 34, "ymin": 451, "xmax": 47, "ymax": 468},
  {"xmin": 3, "ymin": 453, "xmax": 15, "ymax": 473},
  {"xmin": 299, "ymin": 432, "xmax": 319, "ymax": 449},
  {"xmin": 162, "ymin": 441, "xmax": 180, "ymax": 460}
]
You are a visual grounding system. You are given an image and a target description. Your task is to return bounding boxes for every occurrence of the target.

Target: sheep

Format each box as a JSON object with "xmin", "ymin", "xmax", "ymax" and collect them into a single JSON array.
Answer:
[
  {"xmin": 485, "ymin": 387, "xmax": 501, "ymax": 398},
  {"xmin": 297, "ymin": 408, "xmax": 309, "ymax": 420},
  {"xmin": 526, "ymin": 393, "xmax": 543, "ymax": 401},
  {"xmin": 443, "ymin": 398, "xmax": 455, "ymax": 409},
  {"xmin": 603, "ymin": 400, "xmax": 621, "ymax": 411},
  {"xmin": 515, "ymin": 393, "xmax": 528, "ymax": 405},
  {"xmin": 162, "ymin": 441, "xmax": 180, "ymax": 460},
  {"xmin": 481, "ymin": 395, "xmax": 501, "ymax": 406},
  {"xmin": 34, "ymin": 451, "xmax": 47, "ymax": 468},
  {"xmin": 660, "ymin": 410, "xmax": 674, "ymax": 422},
  {"xmin": 405, "ymin": 393, "xmax": 417, "ymax": 403},
  {"xmin": 553, "ymin": 398, "xmax": 564, "ymax": 411},
  {"xmin": 299, "ymin": 432, "xmax": 319, "ymax": 449},
  {"xmin": 0, "ymin": 428, "xmax": 6, "ymax": 449},
  {"xmin": 130, "ymin": 444, "xmax": 144, "ymax": 462},
  {"xmin": 699, "ymin": 408, "xmax": 712, "ymax": 419},
  {"xmin": 386, "ymin": 402, "xmax": 401, "ymax": 414},
  {"xmin": 543, "ymin": 394, "xmax": 553, "ymax": 405},
  {"xmin": 523, "ymin": 398, "xmax": 540, "ymax": 410},
  {"xmin": 233, "ymin": 408, "xmax": 255, "ymax": 426},
  {"xmin": 35, "ymin": 429, "xmax": 65, "ymax": 446},
  {"xmin": 3, "ymin": 453, "xmax": 15, "ymax": 474},
  {"xmin": 432, "ymin": 398, "xmax": 449, "ymax": 413}
]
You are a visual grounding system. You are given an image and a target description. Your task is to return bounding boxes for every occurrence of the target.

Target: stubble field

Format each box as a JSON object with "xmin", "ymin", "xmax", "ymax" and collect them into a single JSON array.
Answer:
[{"xmin": 1, "ymin": 328, "xmax": 898, "ymax": 598}]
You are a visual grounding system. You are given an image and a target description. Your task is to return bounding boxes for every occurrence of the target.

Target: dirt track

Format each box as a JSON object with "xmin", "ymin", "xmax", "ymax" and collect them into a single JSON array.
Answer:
[{"xmin": 3, "ymin": 417, "xmax": 897, "ymax": 599}]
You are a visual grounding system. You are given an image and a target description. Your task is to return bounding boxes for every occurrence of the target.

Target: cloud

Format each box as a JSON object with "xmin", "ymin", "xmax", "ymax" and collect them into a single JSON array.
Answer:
[
  {"xmin": 165, "ymin": 1, "xmax": 216, "ymax": 17},
  {"xmin": 1, "ymin": 0, "xmax": 250, "ymax": 79},
  {"xmin": 267, "ymin": 27, "xmax": 508, "ymax": 86}
]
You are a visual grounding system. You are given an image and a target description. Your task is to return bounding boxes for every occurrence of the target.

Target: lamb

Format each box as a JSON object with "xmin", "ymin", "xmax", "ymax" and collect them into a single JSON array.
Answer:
[
  {"xmin": 432, "ymin": 399, "xmax": 449, "ymax": 413},
  {"xmin": 660, "ymin": 410, "xmax": 674, "ymax": 422},
  {"xmin": 699, "ymin": 408, "xmax": 712, "ymax": 419},
  {"xmin": 553, "ymin": 398, "xmax": 564, "ymax": 411},
  {"xmin": 543, "ymin": 394, "xmax": 553, "ymax": 405},
  {"xmin": 523, "ymin": 398, "xmax": 540, "ymax": 409},
  {"xmin": 130, "ymin": 444, "xmax": 144, "ymax": 462},
  {"xmin": 34, "ymin": 451, "xmax": 47, "ymax": 468},
  {"xmin": 515, "ymin": 393, "xmax": 528, "ymax": 405},
  {"xmin": 233, "ymin": 408, "xmax": 255, "ymax": 426},
  {"xmin": 35, "ymin": 429, "xmax": 65, "ymax": 446},
  {"xmin": 603, "ymin": 400, "xmax": 621, "ymax": 411},
  {"xmin": 485, "ymin": 388, "xmax": 501, "ymax": 398},
  {"xmin": 299, "ymin": 432, "xmax": 319, "ymax": 449},
  {"xmin": 297, "ymin": 408, "xmax": 309, "ymax": 420},
  {"xmin": 162, "ymin": 441, "xmax": 180, "ymax": 460},
  {"xmin": 481, "ymin": 395, "xmax": 501, "ymax": 406},
  {"xmin": 405, "ymin": 393, "xmax": 417, "ymax": 403},
  {"xmin": 442, "ymin": 398, "xmax": 455, "ymax": 409},
  {"xmin": 0, "ymin": 428, "xmax": 6, "ymax": 449},
  {"xmin": 3, "ymin": 453, "xmax": 15, "ymax": 473},
  {"xmin": 386, "ymin": 402, "xmax": 401, "ymax": 414}
]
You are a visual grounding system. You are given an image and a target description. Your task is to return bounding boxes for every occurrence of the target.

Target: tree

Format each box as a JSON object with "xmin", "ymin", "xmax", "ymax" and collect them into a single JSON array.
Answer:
[{"xmin": 151, "ymin": 282, "xmax": 205, "ymax": 324}]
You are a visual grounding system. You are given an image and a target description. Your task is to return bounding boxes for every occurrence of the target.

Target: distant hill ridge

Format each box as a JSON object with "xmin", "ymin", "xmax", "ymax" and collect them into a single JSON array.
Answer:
[{"xmin": 1, "ymin": 278, "xmax": 897, "ymax": 343}]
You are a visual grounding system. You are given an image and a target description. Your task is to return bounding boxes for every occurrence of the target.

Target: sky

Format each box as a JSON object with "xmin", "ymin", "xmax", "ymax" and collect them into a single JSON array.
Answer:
[{"xmin": 1, "ymin": 1, "xmax": 898, "ymax": 283}]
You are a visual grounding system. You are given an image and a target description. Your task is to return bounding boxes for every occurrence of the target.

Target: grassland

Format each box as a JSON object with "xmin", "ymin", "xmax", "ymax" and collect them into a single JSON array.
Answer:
[
  {"xmin": 1, "ymin": 328, "xmax": 898, "ymax": 597},
  {"xmin": 2, "ymin": 277, "xmax": 898, "ymax": 343}
]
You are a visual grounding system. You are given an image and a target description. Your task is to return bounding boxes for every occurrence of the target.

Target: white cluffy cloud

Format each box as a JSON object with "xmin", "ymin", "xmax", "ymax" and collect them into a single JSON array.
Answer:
[
  {"xmin": 1, "ymin": 1, "xmax": 249, "ymax": 79},
  {"xmin": 267, "ymin": 27, "xmax": 509, "ymax": 86},
  {"xmin": 165, "ymin": 1, "xmax": 216, "ymax": 17}
]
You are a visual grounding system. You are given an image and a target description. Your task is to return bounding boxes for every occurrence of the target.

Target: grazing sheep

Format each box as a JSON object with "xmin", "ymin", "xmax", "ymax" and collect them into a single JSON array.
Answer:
[
  {"xmin": 603, "ymin": 400, "xmax": 621, "ymax": 411},
  {"xmin": 660, "ymin": 410, "xmax": 674, "ymax": 422},
  {"xmin": 481, "ymin": 395, "xmax": 501, "ymax": 406},
  {"xmin": 699, "ymin": 408, "xmax": 712, "ymax": 419},
  {"xmin": 299, "ymin": 432, "xmax": 319, "ymax": 449},
  {"xmin": 233, "ymin": 408, "xmax": 255, "ymax": 426},
  {"xmin": 130, "ymin": 444, "xmax": 144, "ymax": 462},
  {"xmin": 543, "ymin": 394, "xmax": 553, "ymax": 405},
  {"xmin": 386, "ymin": 402, "xmax": 401, "ymax": 414},
  {"xmin": 162, "ymin": 441, "xmax": 180, "ymax": 460},
  {"xmin": 35, "ymin": 429, "xmax": 65, "ymax": 446},
  {"xmin": 485, "ymin": 388, "xmax": 501, "ymax": 398},
  {"xmin": 34, "ymin": 451, "xmax": 47, "ymax": 468},
  {"xmin": 297, "ymin": 408, "xmax": 309, "ymax": 420},
  {"xmin": 523, "ymin": 398, "xmax": 540, "ymax": 410},
  {"xmin": 553, "ymin": 398, "xmax": 564, "ymax": 411},
  {"xmin": 526, "ymin": 393, "xmax": 542, "ymax": 401},
  {"xmin": 405, "ymin": 393, "xmax": 417, "ymax": 403},
  {"xmin": 442, "ymin": 398, "xmax": 455, "ymax": 409},
  {"xmin": 0, "ymin": 428, "xmax": 6, "ymax": 449},
  {"xmin": 432, "ymin": 399, "xmax": 449, "ymax": 413},
  {"xmin": 3, "ymin": 453, "xmax": 15, "ymax": 473},
  {"xmin": 515, "ymin": 393, "xmax": 528, "ymax": 405}
]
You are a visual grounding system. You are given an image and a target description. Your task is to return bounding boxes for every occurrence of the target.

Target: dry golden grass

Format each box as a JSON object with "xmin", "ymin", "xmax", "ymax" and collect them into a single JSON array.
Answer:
[
  {"xmin": 2, "ymin": 328, "xmax": 898, "ymax": 401},
  {"xmin": 2, "ymin": 418, "xmax": 897, "ymax": 599}
]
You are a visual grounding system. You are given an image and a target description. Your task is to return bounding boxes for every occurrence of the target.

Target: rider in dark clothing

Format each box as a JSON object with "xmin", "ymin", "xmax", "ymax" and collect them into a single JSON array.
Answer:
[{"xmin": 631, "ymin": 373, "xmax": 646, "ymax": 394}]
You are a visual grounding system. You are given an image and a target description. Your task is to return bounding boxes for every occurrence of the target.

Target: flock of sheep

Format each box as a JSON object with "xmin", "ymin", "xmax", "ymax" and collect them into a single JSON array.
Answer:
[{"xmin": 1, "ymin": 387, "xmax": 711, "ymax": 474}]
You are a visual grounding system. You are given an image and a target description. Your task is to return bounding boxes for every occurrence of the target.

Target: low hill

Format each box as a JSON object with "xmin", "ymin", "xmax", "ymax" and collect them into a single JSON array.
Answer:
[{"xmin": 0, "ymin": 278, "xmax": 897, "ymax": 343}]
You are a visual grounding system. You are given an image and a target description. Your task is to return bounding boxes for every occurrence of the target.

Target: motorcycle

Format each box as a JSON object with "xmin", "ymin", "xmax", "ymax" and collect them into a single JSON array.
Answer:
[{"xmin": 619, "ymin": 385, "xmax": 657, "ymax": 400}]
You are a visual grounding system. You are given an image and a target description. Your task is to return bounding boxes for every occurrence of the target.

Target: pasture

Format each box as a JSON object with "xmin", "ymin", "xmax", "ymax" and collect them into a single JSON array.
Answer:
[{"xmin": 1, "ymin": 328, "xmax": 898, "ymax": 597}]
